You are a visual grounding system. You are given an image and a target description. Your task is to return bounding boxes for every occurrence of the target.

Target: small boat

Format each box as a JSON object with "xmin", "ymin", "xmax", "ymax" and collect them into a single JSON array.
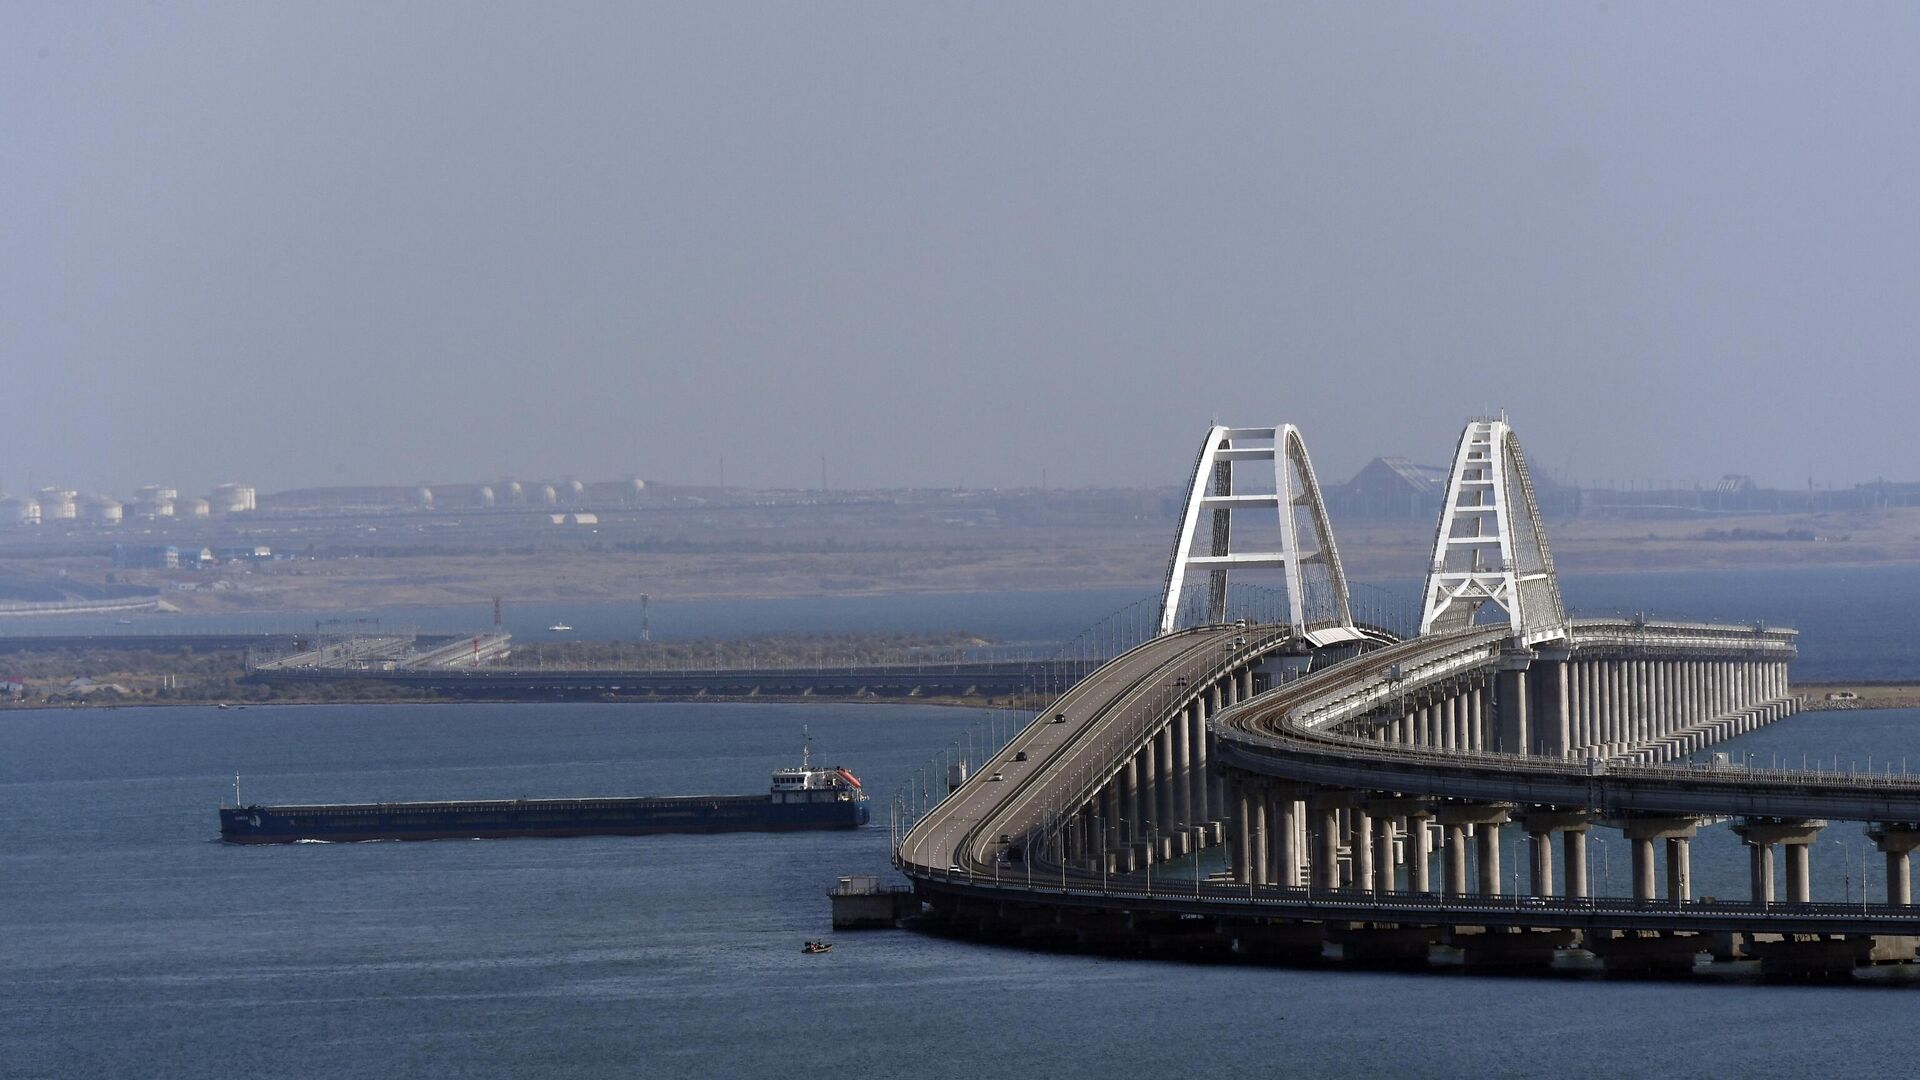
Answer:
[
  {"xmin": 547, "ymin": 623, "xmax": 573, "ymax": 633},
  {"xmin": 802, "ymin": 940, "xmax": 832, "ymax": 955}
]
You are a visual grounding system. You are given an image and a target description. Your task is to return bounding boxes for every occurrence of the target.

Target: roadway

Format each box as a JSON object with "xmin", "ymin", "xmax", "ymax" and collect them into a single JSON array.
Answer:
[{"xmin": 898, "ymin": 624, "xmax": 1277, "ymax": 876}]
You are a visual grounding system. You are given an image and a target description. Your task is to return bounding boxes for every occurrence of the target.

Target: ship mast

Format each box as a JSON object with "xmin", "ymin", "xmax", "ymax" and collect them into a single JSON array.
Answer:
[{"xmin": 802, "ymin": 724, "xmax": 811, "ymax": 770}]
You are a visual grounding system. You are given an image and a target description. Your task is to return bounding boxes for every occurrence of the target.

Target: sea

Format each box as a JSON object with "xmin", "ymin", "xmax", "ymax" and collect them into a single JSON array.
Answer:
[{"xmin": 6, "ymin": 565, "xmax": 1920, "ymax": 1079}]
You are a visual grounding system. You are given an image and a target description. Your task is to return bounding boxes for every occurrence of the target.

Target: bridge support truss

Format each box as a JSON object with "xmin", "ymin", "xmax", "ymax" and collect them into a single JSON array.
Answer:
[
  {"xmin": 1158, "ymin": 425, "xmax": 1352, "ymax": 637},
  {"xmin": 1419, "ymin": 417, "xmax": 1567, "ymax": 646}
]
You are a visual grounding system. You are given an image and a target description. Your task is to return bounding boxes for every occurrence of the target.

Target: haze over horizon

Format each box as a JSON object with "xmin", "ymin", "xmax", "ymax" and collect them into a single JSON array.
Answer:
[{"xmin": 8, "ymin": 4, "xmax": 1918, "ymax": 497}]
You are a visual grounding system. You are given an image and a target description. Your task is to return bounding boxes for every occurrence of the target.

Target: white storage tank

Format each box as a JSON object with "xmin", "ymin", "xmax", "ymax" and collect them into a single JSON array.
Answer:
[
  {"xmin": 473, "ymin": 485, "xmax": 496, "ymax": 508},
  {"xmin": 36, "ymin": 489, "xmax": 77, "ymax": 520},
  {"xmin": 410, "ymin": 486, "xmax": 435, "ymax": 509},
  {"xmin": 81, "ymin": 497, "xmax": 123, "ymax": 525},
  {"xmin": 0, "ymin": 497, "xmax": 40, "ymax": 526},
  {"xmin": 183, "ymin": 497, "xmax": 210, "ymax": 518},
  {"xmin": 210, "ymin": 483, "xmax": 256, "ymax": 513}
]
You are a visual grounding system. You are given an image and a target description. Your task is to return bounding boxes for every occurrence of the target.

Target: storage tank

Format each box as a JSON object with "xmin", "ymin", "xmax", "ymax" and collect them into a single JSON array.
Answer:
[
  {"xmin": 81, "ymin": 497, "xmax": 123, "ymax": 525},
  {"xmin": 182, "ymin": 498, "xmax": 210, "ymax": 518},
  {"xmin": 473, "ymin": 485, "xmax": 496, "ymax": 508},
  {"xmin": 0, "ymin": 497, "xmax": 39, "ymax": 526},
  {"xmin": 627, "ymin": 477, "xmax": 648, "ymax": 500},
  {"xmin": 410, "ymin": 486, "xmax": 435, "ymax": 509},
  {"xmin": 36, "ymin": 489, "xmax": 77, "ymax": 520},
  {"xmin": 210, "ymin": 483, "xmax": 256, "ymax": 513},
  {"xmin": 563, "ymin": 479, "xmax": 586, "ymax": 501},
  {"xmin": 501, "ymin": 480, "xmax": 524, "ymax": 504},
  {"xmin": 538, "ymin": 484, "xmax": 558, "ymax": 505}
]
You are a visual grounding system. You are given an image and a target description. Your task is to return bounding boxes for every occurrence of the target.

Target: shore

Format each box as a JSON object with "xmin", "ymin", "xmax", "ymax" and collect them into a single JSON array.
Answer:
[{"xmin": 1795, "ymin": 683, "xmax": 1920, "ymax": 711}]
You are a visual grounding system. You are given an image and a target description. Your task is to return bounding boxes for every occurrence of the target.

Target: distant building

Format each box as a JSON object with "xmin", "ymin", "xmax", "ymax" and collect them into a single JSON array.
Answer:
[
  {"xmin": 112, "ymin": 544, "xmax": 180, "ymax": 569},
  {"xmin": 1332, "ymin": 457, "xmax": 1450, "ymax": 519}
]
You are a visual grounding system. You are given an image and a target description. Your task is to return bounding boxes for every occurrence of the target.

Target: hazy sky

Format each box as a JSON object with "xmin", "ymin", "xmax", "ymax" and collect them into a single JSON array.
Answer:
[{"xmin": 7, "ymin": 4, "xmax": 1918, "ymax": 496}]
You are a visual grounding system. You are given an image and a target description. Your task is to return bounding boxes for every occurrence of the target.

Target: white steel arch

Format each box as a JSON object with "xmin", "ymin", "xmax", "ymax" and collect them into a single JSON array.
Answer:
[
  {"xmin": 1418, "ymin": 417, "xmax": 1567, "ymax": 645},
  {"xmin": 1157, "ymin": 424, "xmax": 1353, "ymax": 637}
]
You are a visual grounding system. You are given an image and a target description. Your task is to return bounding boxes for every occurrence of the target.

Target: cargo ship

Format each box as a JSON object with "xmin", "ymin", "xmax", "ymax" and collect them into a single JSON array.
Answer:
[{"xmin": 219, "ymin": 740, "xmax": 868, "ymax": 844}]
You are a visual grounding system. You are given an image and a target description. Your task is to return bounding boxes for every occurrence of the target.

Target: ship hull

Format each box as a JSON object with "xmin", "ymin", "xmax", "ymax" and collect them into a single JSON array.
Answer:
[{"xmin": 220, "ymin": 794, "xmax": 868, "ymax": 844}]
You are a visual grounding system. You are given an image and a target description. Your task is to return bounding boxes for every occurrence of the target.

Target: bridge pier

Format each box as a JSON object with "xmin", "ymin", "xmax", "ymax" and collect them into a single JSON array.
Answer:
[
  {"xmin": 1437, "ymin": 803, "xmax": 1512, "ymax": 897},
  {"xmin": 1495, "ymin": 652, "xmax": 1530, "ymax": 755},
  {"xmin": 1735, "ymin": 819, "xmax": 1826, "ymax": 905},
  {"xmin": 1519, "ymin": 809, "xmax": 1590, "ymax": 897},
  {"xmin": 1870, "ymin": 824, "xmax": 1920, "ymax": 906},
  {"xmin": 1410, "ymin": 811, "xmax": 1434, "ymax": 893},
  {"xmin": 1617, "ymin": 816, "xmax": 1700, "ymax": 904},
  {"xmin": 1532, "ymin": 648, "xmax": 1571, "ymax": 758},
  {"xmin": 1309, "ymin": 796, "xmax": 1342, "ymax": 890}
]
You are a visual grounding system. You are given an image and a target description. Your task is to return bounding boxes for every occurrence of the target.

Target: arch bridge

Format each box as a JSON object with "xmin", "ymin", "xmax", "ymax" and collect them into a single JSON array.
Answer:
[{"xmin": 896, "ymin": 417, "xmax": 1920, "ymax": 981}]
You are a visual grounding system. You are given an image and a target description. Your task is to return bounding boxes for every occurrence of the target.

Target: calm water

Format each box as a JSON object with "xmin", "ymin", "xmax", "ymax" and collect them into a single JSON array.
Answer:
[
  {"xmin": 7, "ymin": 564, "xmax": 1917, "ymax": 680},
  {"xmin": 9, "ymin": 569, "xmax": 1920, "ymax": 1078},
  {"xmin": 7, "ymin": 700, "xmax": 1920, "ymax": 1080}
]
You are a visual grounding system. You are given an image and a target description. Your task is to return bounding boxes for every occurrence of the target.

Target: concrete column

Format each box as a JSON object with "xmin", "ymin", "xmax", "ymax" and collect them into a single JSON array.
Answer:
[
  {"xmin": 1496, "ymin": 658, "xmax": 1531, "ymax": 755},
  {"xmin": 1153, "ymin": 727, "xmax": 1175, "ymax": 846},
  {"xmin": 1563, "ymin": 829, "xmax": 1589, "ymax": 899},
  {"xmin": 1535, "ymin": 651, "xmax": 1571, "ymax": 758},
  {"xmin": 1187, "ymin": 706, "xmax": 1208, "ymax": 829},
  {"xmin": 1246, "ymin": 785, "xmax": 1269, "ymax": 885},
  {"xmin": 1630, "ymin": 837, "xmax": 1656, "ymax": 902},
  {"xmin": 1104, "ymin": 782, "xmax": 1124, "ymax": 850},
  {"xmin": 1482, "ymin": 684, "xmax": 1497, "ymax": 750},
  {"xmin": 1138, "ymin": 744, "xmax": 1158, "ymax": 843},
  {"xmin": 1653, "ymin": 662, "xmax": 1670, "ymax": 737},
  {"xmin": 1785, "ymin": 843, "xmax": 1811, "ymax": 904},
  {"xmin": 1750, "ymin": 843, "xmax": 1776, "ymax": 904},
  {"xmin": 1222, "ymin": 777, "xmax": 1242, "ymax": 881},
  {"xmin": 1665, "ymin": 837, "xmax": 1692, "ymax": 903},
  {"xmin": 1207, "ymin": 730, "xmax": 1226, "ymax": 817},
  {"xmin": 1634, "ymin": 660, "xmax": 1651, "ymax": 743},
  {"xmin": 1275, "ymin": 790, "xmax": 1300, "ymax": 887},
  {"xmin": 1372, "ymin": 817, "xmax": 1395, "ymax": 893},
  {"xmin": 1409, "ymin": 814, "xmax": 1433, "ymax": 893},
  {"xmin": 1353, "ymin": 807, "xmax": 1374, "ymax": 892},
  {"xmin": 1444, "ymin": 824, "xmax": 1468, "ymax": 898},
  {"xmin": 1610, "ymin": 660, "xmax": 1627, "ymax": 746},
  {"xmin": 1528, "ymin": 830, "xmax": 1553, "ymax": 897},
  {"xmin": 1584, "ymin": 661, "xmax": 1599, "ymax": 747},
  {"xmin": 1120, "ymin": 757, "xmax": 1139, "ymax": 839},
  {"xmin": 1315, "ymin": 805, "xmax": 1340, "ymax": 890},
  {"xmin": 1890, "ymin": 850, "xmax": 1913, "ymax": 907},
  {"xmin": 1476, "ymin": 823, "xmax": 1502, "ymax": 895},
  {"xmin": 1171, "ymin": 709, "xmax": 1192, "ymax": 834}
]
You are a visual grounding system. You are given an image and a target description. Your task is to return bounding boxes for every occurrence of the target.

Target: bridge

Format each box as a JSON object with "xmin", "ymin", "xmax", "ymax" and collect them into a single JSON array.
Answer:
[
  {"xmin": 250, "ymin": 656, "xmax": 1085, "ymax": 700},
  {"xmin": 895, "ymin": 420, "xmax": 1920, "ymax": 981}
]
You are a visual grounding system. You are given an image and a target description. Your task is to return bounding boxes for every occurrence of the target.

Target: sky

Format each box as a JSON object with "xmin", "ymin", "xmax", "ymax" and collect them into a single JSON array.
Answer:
[{"xmin": 5, "ymin": 3, "xmax": 1918, "ymax": 497}]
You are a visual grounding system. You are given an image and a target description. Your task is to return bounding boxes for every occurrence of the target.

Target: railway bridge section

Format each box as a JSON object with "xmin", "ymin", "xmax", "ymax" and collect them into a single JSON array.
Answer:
[{"xmin": 896, "ymin": 418, "xmax": 1920, "ymax": 981}]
